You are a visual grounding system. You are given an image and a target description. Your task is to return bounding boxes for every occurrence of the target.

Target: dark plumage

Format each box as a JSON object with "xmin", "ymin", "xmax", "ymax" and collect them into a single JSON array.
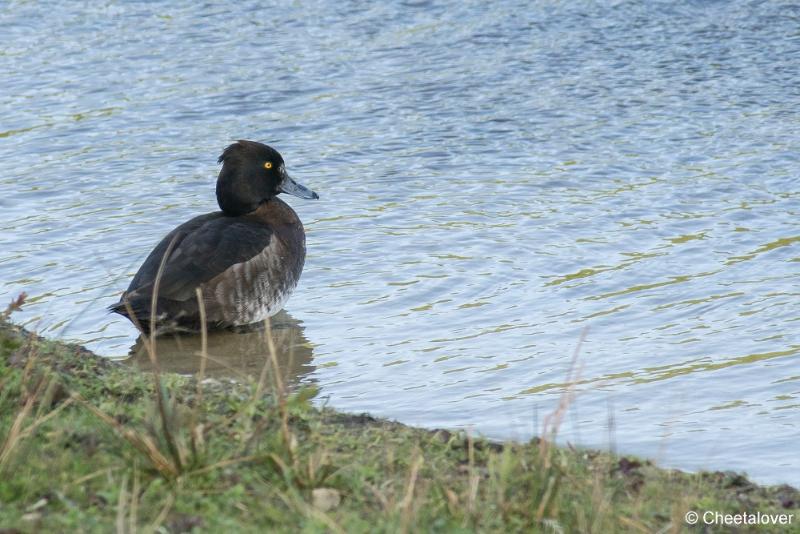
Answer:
[{"xmin": 110, "ymin": 140, "xmax": 318, "ymax": 333}]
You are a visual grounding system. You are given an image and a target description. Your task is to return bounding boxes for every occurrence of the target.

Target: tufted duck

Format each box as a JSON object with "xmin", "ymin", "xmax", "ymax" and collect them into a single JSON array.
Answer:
[{"xmin": 110, "ymin": 140, "xmax": 318, "ymax": 333}]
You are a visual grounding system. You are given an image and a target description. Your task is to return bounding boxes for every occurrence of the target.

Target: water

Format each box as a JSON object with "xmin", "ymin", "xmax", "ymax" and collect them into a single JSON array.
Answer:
[{"xmin": 2, "ymin": 1, "xmax": 799, "ymax": 485}]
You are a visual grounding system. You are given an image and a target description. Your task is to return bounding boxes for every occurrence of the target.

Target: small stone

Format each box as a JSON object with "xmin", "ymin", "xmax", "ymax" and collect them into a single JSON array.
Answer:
[
  {"xmin": 200, "ymin": 378, "xmax": 222, "ymax": 387},
  {"xmin": 21, "ymin": 512, "xmax": 41, "ymax": 523},
  {"xmin": 312, "ymin": 488, "xmax": 341, "ymax": 512}
]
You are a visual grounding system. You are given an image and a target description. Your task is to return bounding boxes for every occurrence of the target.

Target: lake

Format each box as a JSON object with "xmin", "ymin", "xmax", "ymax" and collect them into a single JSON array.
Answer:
[{"xmin": 1, "ymin": 0, "xmax": 798, "ymax": 485}]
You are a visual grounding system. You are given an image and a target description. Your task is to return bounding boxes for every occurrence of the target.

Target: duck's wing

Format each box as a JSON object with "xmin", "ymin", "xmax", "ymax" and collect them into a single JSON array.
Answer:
[{"xmin": 119, "ymin": 212, "xmax": 274, "ymax": 305}]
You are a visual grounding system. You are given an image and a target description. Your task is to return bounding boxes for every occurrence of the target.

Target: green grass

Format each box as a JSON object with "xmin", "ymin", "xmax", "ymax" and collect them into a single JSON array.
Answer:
[{"xmin": 0, "ymin": 315, "xmax": 797, "ymax": 533}]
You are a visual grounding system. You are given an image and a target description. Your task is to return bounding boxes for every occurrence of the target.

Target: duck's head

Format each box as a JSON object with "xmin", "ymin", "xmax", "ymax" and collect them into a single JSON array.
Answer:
[{"xmin": 216, "ymin": 140, "xmax": 319, "ymax": 216}]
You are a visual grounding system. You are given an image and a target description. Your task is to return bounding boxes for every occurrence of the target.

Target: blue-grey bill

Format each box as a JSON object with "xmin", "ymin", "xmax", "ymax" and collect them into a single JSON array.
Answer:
[{"xmin": 279, "ymin": 171, "xmax": 319, "ymax": 200}]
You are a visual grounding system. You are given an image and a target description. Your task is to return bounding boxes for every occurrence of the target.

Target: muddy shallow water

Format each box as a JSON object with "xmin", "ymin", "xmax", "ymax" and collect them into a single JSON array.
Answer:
[{"xmin": 1, "ymin": 1, "xmax": 798, "ymax": 484}]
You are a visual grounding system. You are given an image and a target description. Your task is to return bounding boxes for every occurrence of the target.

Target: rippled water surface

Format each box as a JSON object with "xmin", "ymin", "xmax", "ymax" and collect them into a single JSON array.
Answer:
[{"xmin": 2, "ymin": 1, "xmax": 799, "ymax": 484}]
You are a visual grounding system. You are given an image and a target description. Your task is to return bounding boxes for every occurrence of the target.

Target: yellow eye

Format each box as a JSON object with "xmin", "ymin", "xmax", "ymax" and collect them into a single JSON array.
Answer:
[{"xmin": 264, "ymin": 161, "xmax": 273, "ymax": 169}]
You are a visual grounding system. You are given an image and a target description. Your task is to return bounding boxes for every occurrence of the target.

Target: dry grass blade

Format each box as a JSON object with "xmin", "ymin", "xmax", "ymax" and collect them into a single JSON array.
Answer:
[
  {"xmin": 0, "ymin": 386, "xmax": 39, "ymax": 471},
  {"xmin": 619, "ymin": 515, "xmax": 652, "ymax": 533},
  {"xmin": 148, "ymin": 232, "xmax": 181, "ymax": 348},
  {"xmin": 130, "ymin": 461, "xmax": 140, "ymax": 534},
  {"xmin": 72, "ymin": 392, "xmax": 179, "ymax": 479},
  {"xmin": 145, "ymin": 491, "xmax": 175, "ymax": 534},
  {"xmin": 116, "ymin": 473, "xmax": 129, "ymax": 534},
  {"xmin": 191, "ymin": 454, "xmax": 266, "ymax": 476},
  {"xmin": 147, "ymin": 234, "xmax": 184, "ymax": 472},
  {"xmin": 466, "ymin": 432, "xmax": 479, "ymax": 516},
  {"xmin": 265, "ymin": 320, "xmax": 295, "ymax": 458},
  {"xmin": 1, "ymin": 292, "xmax": 27, "ymax": 320},
  {"xmin": 539, "ymin": 326, "xmax": 588, "ymax": 464},
  {"xmin": 254, "ymin": 318, "xmax": 278, "ymax": 400},
  {"xmin": 398, "ymin": 453, "xmax": 424, "ymax": 526},
  {"xmin": 189, "ymin": 288, "xmax": 209, "ymax": 460},
  {"xmin": 536, "ymin": 475, "xmax": 558, "ymax": 523},
  {"xmin": 0, "ymin": 371, "xmax": 72, "ymax": 472},
  {"xmin": 69, "ymin": 467, "xmax": 119, "ymax": 487},
  {"xmin": 10, "ymin": 394, "xmax": 74, "ymax": 447}
]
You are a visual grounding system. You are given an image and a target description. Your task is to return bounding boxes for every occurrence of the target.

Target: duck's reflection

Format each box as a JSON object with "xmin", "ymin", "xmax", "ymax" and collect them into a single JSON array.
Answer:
[{"xmin": 124, "ymin": 311, "xmax": 315, "ymax": 385}]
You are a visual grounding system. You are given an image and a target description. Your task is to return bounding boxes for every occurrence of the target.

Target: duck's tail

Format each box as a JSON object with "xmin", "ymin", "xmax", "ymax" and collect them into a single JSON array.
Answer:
[
  {"xmin": 108, "ymin": 294, "xmax": 157, "ymax": 332},
  {"xmin": 109, "ymin": 294, "xmax": 205, "ymax": 335}
]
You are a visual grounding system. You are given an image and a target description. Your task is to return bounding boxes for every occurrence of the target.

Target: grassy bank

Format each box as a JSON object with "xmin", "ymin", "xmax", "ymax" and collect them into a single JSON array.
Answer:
[{"xmin": 0, "ymin": 311, "xmax": 797, "ymax": 532}]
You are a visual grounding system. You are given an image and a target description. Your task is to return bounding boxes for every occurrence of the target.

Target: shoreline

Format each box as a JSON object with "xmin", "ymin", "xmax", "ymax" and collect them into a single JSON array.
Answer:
[{"xmin": 1, "ymin": 317, "xmax": 797, "ymax": 532}]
